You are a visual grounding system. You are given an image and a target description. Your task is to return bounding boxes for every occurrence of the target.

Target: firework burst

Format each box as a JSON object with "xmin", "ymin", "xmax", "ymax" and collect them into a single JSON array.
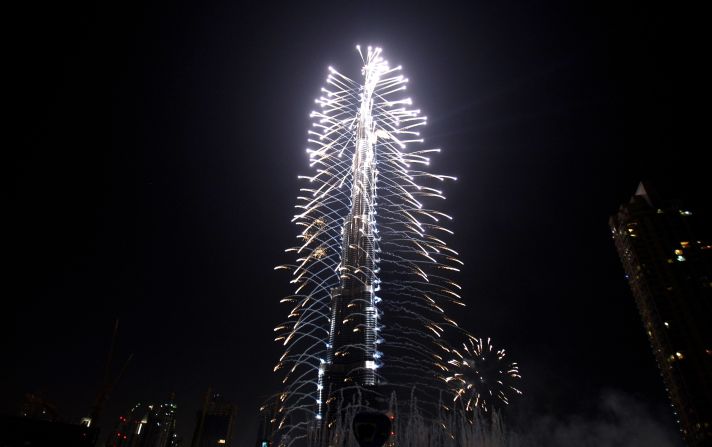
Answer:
[{"xmin": 445, "ymin": 336, "xmax": 522, "ymax": 414}]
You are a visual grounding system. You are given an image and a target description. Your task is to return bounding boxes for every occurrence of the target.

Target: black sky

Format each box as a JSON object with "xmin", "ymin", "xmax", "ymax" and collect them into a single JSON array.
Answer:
[{"xmin": 6, "ymin": 1, "xmax": 708, "ymax": 446}]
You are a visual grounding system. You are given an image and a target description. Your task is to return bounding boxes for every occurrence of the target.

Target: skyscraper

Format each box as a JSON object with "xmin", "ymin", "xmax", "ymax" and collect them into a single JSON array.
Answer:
[
  {"xmin": 106, "ymin": 395, "xmax": 179, "ymax": 447},
  {"xmin": 275, "ymin": 47, "xmax": 463, "ymax": 444},
  {"xmin": 190, "ymin": 390, "xmax": 236, "ymax": 447},
  {"xmin": 610, "ymin": 182, "xmax": 712, "ymax": 446},
  {"xmin": 322, "ymin": 74, "xmax": 379, "ymax": 400}
]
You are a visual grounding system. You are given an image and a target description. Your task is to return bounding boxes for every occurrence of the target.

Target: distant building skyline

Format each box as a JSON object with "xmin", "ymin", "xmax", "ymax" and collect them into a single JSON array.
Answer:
[
  {"xmin": 0, "ymin": 392, "xmax": 98, "ymax": 446},
  {"xmin": 610, "ymin": 182, "xmax": 712, "ymax": 446},
  {"xmin": 106, "ymin": 394, "xmax": 179, "ymax": 447}
]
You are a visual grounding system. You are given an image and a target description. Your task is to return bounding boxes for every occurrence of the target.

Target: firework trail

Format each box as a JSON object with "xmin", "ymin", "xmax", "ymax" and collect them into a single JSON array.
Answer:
[
  {"xmin": 445, "ymin": 336, "xmax": 522, "ymax": 414},
  {"xmin": 270, "ymin": 46, "xmax": 519, "ymax": 445}
]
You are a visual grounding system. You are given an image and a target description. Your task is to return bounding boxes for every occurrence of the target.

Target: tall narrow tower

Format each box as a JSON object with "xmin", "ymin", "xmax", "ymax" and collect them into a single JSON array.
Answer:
[
  {"xmin": 322, "ymin": 48, "xmax": 383, "ymax": 402},
  {"xmin": 274, "ymin": 46, "xmax": 463, "ymax": 443}
]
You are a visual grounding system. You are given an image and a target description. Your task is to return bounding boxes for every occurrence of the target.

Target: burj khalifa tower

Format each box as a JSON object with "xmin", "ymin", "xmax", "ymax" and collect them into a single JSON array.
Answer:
[
  {"xmin": 321, "ymin": 49, "xmax": 383, "ymax": 404},
  {"xmin": 275, "ymin": 46, "xmax": 462, "ymax": 438}
]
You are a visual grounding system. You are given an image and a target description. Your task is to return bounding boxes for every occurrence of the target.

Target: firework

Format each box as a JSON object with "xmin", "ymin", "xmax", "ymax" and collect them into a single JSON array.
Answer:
[
  {"xmin": 272, "ymin": 46, "xmax": 464, "ymax": 442},
  {"xmin": 445, "ymin": 336, "xmax": 522, "ymax": 414}
]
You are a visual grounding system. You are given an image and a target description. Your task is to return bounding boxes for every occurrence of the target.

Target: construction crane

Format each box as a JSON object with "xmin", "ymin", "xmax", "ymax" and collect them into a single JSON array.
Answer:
[{"xmin": 85, "ymin": 318, "xmax": 133, "ymax": 428}]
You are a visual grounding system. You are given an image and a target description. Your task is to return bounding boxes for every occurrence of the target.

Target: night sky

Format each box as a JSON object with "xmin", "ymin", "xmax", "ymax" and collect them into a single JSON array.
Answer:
[{"xmin": 6, "ymin": 1, "xmax": 708, "ymax": 446}]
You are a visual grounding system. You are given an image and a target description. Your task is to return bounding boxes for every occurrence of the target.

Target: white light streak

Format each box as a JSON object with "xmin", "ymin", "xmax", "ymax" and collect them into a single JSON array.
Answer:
[{"xmin": 267, "ymin": 46, "xmax": 517, "ymax": 444}]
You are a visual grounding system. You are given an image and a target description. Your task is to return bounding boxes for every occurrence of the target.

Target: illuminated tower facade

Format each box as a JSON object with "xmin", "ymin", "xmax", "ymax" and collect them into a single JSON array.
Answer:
[
  {"xmin": 106, "ymin": 396, "xmax": 178, "ymax": 447},
  {"xmin": 610, "ymin": 182, "xmax": 712, "ymax": 446},
  {"xmin": 322, "ymin": 50, "xmax": 381, "ymax": 403},
  {"xmin": 274, "ymin": 46, "xmax": 463, "ymax": 443}
]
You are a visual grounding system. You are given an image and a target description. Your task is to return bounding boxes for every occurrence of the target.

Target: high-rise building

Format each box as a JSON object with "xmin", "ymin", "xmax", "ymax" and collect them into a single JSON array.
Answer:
[
  {"xmin": 106, "ymin": 394, "xmax": 179, "ymax": 447},
  {"xmin": 610, "ymin": 182, "xmax": 712, "ymax": 446},
  {"xmin": 275, "ymin": 49, "xmax": 466, "ymax": 447},
  {"xmin": 320, "ymin": 69, "xmax": 380, "ymax": 414},
  {"xmin": 190, "ymin": 390, "xmax": 236, "ymax": 447}
]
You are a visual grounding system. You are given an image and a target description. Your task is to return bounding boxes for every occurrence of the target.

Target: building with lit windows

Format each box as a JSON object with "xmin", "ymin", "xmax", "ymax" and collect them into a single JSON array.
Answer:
[
  {"xmin": 106, "ymin": 395, "xmax": 179, "ymax": 447},
  {"xmin": 610, "ymin": 182, "xmax": 712, "ymax": 446}
]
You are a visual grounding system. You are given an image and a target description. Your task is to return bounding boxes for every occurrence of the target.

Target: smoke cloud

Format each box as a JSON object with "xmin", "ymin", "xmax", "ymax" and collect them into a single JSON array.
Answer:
[{"xmin": 510, "ymin": 391, "xmax": 683, "ymax": 447}]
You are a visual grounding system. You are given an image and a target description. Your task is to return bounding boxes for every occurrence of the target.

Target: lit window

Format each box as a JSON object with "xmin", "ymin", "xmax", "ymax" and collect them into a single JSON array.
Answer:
[
  {"xmin": 680, "ymin": 241, "xmax": 689, "ymax": 248},
  {"xmin": 679, "ymin": 210, "xmax": 692, "ymax": 216},
  {"xmin": 674, "ymin": 249, "xmax": 683, "ymax": 255},
  {"xmin": 676, "ymin": 352, "xmax": 685, "ymax": 360},
  {"xmin": 677, "ymin": 255, "xmax": 686, "ymax": 262},
  {"xmin": 218, "ymin": 440, "xmax": 226, "ymax": 445},
  {"xmin": 365, "ymin": 360, "xmax": 377, "ymax": 369},
  {"xmin": 664, "ymin": 322, "xmax": 669, "ymax": 328}
]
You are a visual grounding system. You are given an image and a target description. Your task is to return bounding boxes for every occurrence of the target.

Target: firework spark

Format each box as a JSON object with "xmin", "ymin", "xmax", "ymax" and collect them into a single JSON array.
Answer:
[
  {"xmin": 445, "ymin": 336, "xmax": 522, "ymax": 414},
  {"xmin": 271, "ymin": 46, "xmax": 464, "ymax": 441}
]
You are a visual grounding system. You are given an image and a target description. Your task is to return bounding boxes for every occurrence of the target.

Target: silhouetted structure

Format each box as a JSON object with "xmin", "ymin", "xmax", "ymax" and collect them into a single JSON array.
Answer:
[
  {"xmin": 190, "ymin": 390, "xmax": 236, "ymax": 447},
  {"xmin": 106, "ymin": 394, "xmax": 179, "ymax": 447},
  {"xmin": 0, "ymin": 393, "xmax": 98, "ymax": 446},
  {"xmin": 87, "ymin": 319, "xmax": 133, "ymax": 430},
  {"xmin": 0, "ymin": 415, "xmax": 98, "ymax": 447},
  {"xmin": 256, "ymin": 396, "xmax": 280, "ymax": 447},
  {"xmin": 610, "ymin": 182, "xmax": 712, "ymax": 446}
]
